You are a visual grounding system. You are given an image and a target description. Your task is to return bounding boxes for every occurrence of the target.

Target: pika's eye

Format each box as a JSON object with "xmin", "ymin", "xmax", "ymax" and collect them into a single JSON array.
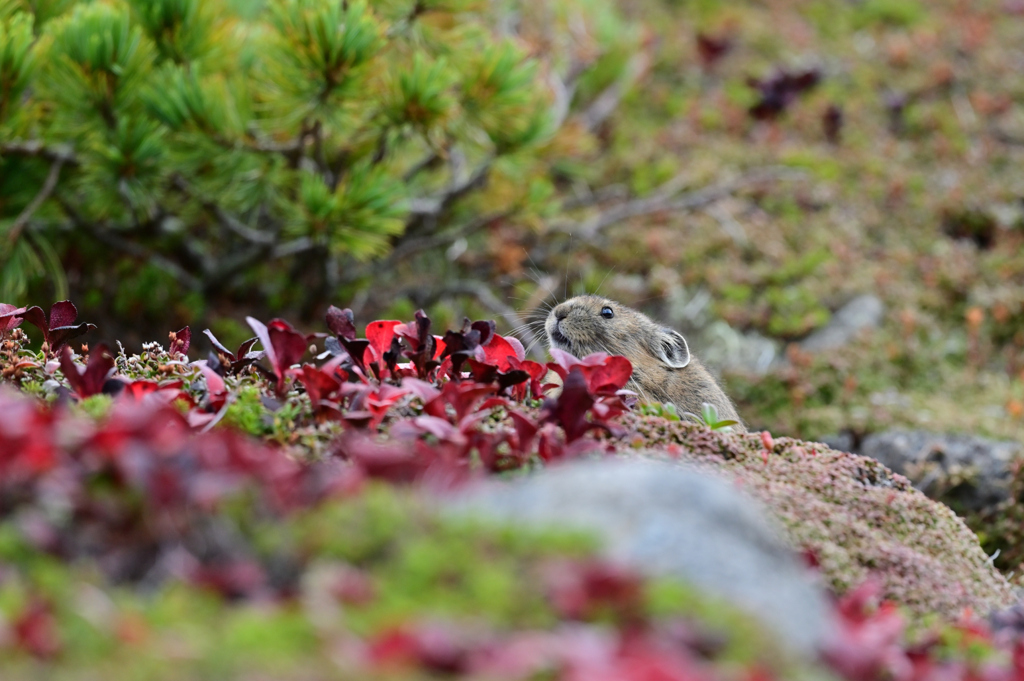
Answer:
[{"xmin": 600, "ymin": 306, "xmax": 614, "ymax": 319}]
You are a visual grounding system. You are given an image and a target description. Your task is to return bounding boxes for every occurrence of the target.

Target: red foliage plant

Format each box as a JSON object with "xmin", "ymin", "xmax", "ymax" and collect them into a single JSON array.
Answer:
[
  {"xmin": 8, "ymin": 299, "xmax": 1024, "ymax": 681},
  {"xmin": 19, "ymin": 300, "xmax": 96, "ymax": 354}
]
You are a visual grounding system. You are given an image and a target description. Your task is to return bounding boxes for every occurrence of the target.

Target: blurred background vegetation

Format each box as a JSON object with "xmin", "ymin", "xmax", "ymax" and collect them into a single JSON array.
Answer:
[{"xmin": 3, "ymin": 0, "xmax": 1024, "ymax": 444}]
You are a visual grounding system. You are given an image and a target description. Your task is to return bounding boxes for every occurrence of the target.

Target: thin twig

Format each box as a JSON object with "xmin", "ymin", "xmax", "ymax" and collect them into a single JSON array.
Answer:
[
  {"xmin": 578, "ymin": 51, "xmax": 651, "ymax": 133},
  {"xmin": 555, "ymin": 167, "xmax": 803, "ymax": 238},
  {"xmin": 548, "ymin": 69, "xmax": 575, "ymax": 132},
  {"xmin": 7, "ymin": 158, "xmax": 66, "ymax": 244},
  {"xmin": 560, "ymin": 182, "xmax": 629, "ymax": 211},
  {"xmin": 386, "ymin": 210, "xmax": 512, "ymax": 266},
  {"xmin": 991, "ymin": 126, "xmax": 1024, "ymax": 146},
  {"xmin": 403, "ymin": 152, "xmax": 441, "ymax": 182}
]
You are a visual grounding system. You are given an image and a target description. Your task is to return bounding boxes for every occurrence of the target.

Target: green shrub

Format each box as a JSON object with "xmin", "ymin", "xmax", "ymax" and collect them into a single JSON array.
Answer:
[{"xmin": 0, "ymin": 0, "xmax": 636, "ymax": 329}]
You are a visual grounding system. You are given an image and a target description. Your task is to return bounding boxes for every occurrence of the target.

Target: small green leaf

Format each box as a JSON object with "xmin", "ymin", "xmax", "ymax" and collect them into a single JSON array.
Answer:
[{"xmin": 700, "ymin": 402, "xmax": 719, "ymax": 426}]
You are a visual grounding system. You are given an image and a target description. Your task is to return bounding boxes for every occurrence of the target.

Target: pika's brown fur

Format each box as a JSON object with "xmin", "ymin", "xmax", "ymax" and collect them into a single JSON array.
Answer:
[{"xmin": 546, "ymin": 295, "xmax": 745, "ymax": 432}]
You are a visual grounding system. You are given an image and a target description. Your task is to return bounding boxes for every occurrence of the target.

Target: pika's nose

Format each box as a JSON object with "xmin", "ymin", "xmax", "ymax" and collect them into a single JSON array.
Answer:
[{"xmin": 553, "ymin": 305, "xmax": 569, "ymax": 321}]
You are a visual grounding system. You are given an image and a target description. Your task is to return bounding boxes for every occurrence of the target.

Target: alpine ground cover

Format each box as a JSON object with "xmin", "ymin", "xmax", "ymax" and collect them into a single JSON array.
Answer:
[{"xmin": 2, "ymin": 299, "xmax": 1024, "ymax": 679}]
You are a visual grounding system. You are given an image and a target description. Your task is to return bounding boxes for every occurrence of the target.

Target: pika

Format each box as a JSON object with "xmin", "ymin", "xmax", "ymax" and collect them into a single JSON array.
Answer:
[{"xmin": 545, "ymin": 295, "xmax": 745, "ymax": 432}]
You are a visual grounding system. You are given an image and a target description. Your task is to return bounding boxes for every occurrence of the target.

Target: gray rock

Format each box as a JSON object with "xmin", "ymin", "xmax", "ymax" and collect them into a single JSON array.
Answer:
[
  {"xmin": 451, "ymin": 458, "xmax": 832, "ymax": 656},
  {"xmin": 800, "ymin": 294, "xmax": 885, "ymax": 353},
  {"xmin": 860, "ymin": 430, "xmax": 1022, "ymax": 512}
]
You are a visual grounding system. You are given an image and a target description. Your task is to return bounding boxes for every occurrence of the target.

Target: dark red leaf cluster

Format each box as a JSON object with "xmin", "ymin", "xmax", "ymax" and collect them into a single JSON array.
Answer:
[
  {"xmin": 203, "ymin": 329, "xmax": 262, "ymax": 374},
  {"xmin": 544, "ymin": 558, "xmax": 645, "ymax": 623},
  {"xmin": 747, "ymin": 67, "xmax": 822, "ymax": 120},
  {"xmin": 0, "ymin": 388, "xmax": 351, "ymax": 596},
  {"xmin": 19, "ymin": 300, "xmax": 96, "ymax": 354},
  {"xmin": 314, "ymin": 309, "xmax": 635, "ymax": 481},
  {"xmin": 696, "ymin": 31, "xmax": 733, "ymax": 70},
  {"xmin": 824, "ymin": 580, "xmax": 1024, "ymax": 681}
]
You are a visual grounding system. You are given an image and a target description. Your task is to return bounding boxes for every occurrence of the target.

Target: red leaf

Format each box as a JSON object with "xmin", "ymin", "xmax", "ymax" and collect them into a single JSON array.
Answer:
[
  {"xmin": 14, "ymin": 598, "xmax": 62, "ymax": 659},
  {"xmin": 482, "ymin": 333, "xmax": 524, "ymax": 371},
  {"xmin": 267, "ymin": 319, "xmax": 309, "ymax": 371},
  {"xmin": 584, "ymin": 356, "xmax": 633, "ymax": 395},
  {"xmin": 247, "ymin": 316, "xmax": 309, "ymax": 395},
  {"xmin": 22, "ymin": 301, "xmax": 95, "ymax": 353},
  {"xmin": 203, "ymin": 328, "xmax": 235, "ymax": 358},
  {"xmin": 326, "ymin": 305, "xmax": 357, "ymax": 341},
  {"xmin": 509, "ymin": 357, "xmax": 548, "ymax": 398},
  {"xmin": 400, "ymin": 377, "xmax": 441, "ymax": 405},
  {"xmin": 48, "ymin": 300, "xmax": 78, "ymax": 329},
  {"xmin": 0, "ymin": 303, "xmax": 26, "ymax": 332},
  {"xmin": 366, "ymin": 320, "xmax": 401, "ymax": 363},
  {"xmin": 293, "ymin": 364, "xmax": 342, "ymax": 412},
  {"xmin": 438, "ymin": 380, "xmax": 497, "ymax": 421},
  {"xmin": 509, "ymin": 410, "xmax": 539, "ymax": 452},
  {"xmin": 196, "ymin": 361, "xmax": 228, "ymax": 411},
  {"xmin": 369, "ymin": 625, "xmax": 471, "ymax": 674},
  {"xmin": 191, "ymin": 560, "xmax": 267, "ymax": 599},
  {"xmin": 541, "ymin": 368, "xmax": 604, "ymax": 443},
  {"xmin": 169, "ymin": 326, "xmax": 191, "ymax": 356},
  {"xmin": 59, "ymin": 344, "xmax": 115, "ymax": 398},
  {"xmin": 120, "ymin": 379, "xmax": 187, "ymax": 405},
  {"xmin": 333, "ymin": 430, "xmax": 432, "ymax": 483}
]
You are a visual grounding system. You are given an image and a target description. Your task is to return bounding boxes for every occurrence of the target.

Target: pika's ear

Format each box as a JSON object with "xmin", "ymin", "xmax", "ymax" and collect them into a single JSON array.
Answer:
[{"xmin": 652, "ymin": 328, "xmax": 690, "ymax": 369}]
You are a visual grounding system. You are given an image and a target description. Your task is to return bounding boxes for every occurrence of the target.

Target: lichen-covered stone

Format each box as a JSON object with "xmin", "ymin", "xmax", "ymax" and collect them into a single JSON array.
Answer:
[{"xmin": 618, "ymin": 413, "xmax": 1016, "ymax": 618}]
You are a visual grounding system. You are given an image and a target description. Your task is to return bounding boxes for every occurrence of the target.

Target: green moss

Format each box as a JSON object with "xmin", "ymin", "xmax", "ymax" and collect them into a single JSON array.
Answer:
[
  {"xmin": 780, "ymin": 150, "xmax": 844, "ymax": 183},
  {"xmin": 220, "ymin": 385, "xmax": 271, "ymax": 437},
  {"xmin": 76, "ymin": 394, "xmax": 114, "ymax": 420},
  {"xmin": 853, "ymin": 0, "xmax": 926, "ymax": 28},
  {"xmin": 0, "ymin": 482, "xmax": 820, "ymax": 679}
]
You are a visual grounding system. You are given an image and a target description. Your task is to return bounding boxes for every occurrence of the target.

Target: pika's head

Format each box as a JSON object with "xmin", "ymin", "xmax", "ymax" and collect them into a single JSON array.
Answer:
[{"xmin": 545, "ymin": 295, "xmax": 691, "ymax": 369}]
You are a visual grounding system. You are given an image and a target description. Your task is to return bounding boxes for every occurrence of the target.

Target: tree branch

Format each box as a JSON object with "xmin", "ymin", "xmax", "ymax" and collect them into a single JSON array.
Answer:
[
  {"xmin": 6, "ymin": 157, "xmax": 66, "ymax": 244},
  {"xmin": 403, "ymin": 151, "xmax": 441, "ymax": 183},
  {"xmin": 172, "ymin": 175, "xmax": 276, "ymax": 245},
  {"xmin": 404, "ymin": 155, "xmax": 493, "ymax": 232},
  {"xmin": 54, "ymin": 196, "xmax": 203, "ymax": 291},
  {"xmin": 386, "ymin": 210, "xmax": 512, "ymax": 266},
  {"xmin": 1, "ymin": 140, "xmax": 78, "ymax": 165},
  {"xmin": 555, "ymin": 167, "xmax": 803, "ymax": 238},
  {"xmin": 83, "ymin": 225, "xmax": 203, "ymax": 291}
]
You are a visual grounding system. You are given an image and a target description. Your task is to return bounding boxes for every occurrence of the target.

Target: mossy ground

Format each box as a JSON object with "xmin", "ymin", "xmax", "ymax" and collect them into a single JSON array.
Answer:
[
  {"xmin": 473, "ymin": 0, "xmax": 1024, "ymax": 449},
  {"xmin": 0, "ymin": 484, "xmax": 806, "ymax": 679},
  {"xmin": 621, "ymin": 413, "xmax": 1015, "ymax": 617}
]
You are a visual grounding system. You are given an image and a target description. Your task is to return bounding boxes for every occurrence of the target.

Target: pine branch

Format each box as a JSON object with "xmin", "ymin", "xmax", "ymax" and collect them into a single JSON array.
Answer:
[
  {"xmin": 1, "ymin": 140, "xmax": 78, "ymax": 165},
  {"xmin": 405, "ymin": 155, "xmax": 493, "ymax": 232},
  {"xmin": 172, "ymin": 175, "xmax": 276, "ymax": 245},
  {"xmin": 6, "ymin": 157, "xmax": 66, "ymax": 245},
  {"xmin": 202, "ymin": 238, "xmax": 317, "ymax": 293}
]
